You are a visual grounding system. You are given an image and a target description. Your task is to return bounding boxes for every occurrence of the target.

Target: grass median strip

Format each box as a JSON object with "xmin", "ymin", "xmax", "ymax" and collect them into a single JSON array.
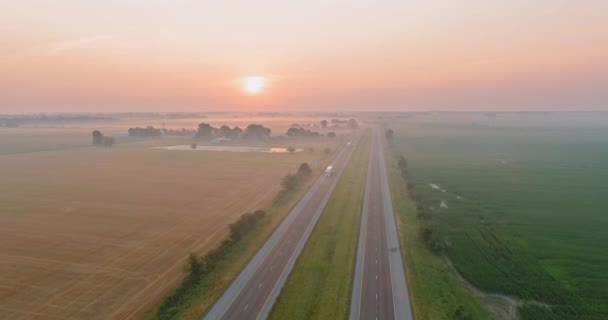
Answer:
[{"xmin": 269, "ymin": 131, "xmax": 370, "ymax": 320}]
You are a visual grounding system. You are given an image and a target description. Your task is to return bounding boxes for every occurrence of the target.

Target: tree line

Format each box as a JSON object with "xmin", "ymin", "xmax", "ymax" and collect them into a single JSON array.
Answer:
[
  {"xmin": 195, "ymin": 123, "xmax": 270, "ymax": 141},
  {"xmin": 128, "ymin": 126, "xmax": 162, "ymax": 137},
  {"xmin": 320, "ymin": 118, "xmax": 359, "ymax": 130},
  {"xmin": 385, "ymin": 128, "xmax": 443, "ymax": 255}
]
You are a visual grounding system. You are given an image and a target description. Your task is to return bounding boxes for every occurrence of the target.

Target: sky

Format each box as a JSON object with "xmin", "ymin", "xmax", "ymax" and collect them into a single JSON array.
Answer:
[{"xmin": 1, "ymin": 0, "xmax": 607, "ymax": 113}]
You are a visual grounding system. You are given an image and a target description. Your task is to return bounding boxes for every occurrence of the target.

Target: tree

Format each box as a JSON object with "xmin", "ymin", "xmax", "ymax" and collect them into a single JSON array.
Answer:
[
  {"xmin": 281, "ymin": 174, "xmax": 298, "ymax": 191},
  {"xmin": 324, "ymin": 147, "xmax": 332, "ymax": 155},
  {"xmin": 242, "ymin": 124, "xmax": 271, "ymax": 141},
  {"xmin": 252, "ymin": 209, "xmax": 266, "ymax": 220},
  {"xmin": 92, "ymin": 130, "xmax": 103, "ymax": 146},
  {"xmin": 286, "ymin": 127, "xmax": 320, "ymax": 137},
  {"xmin": 287, "ymin": 146, "xmax": 296, "ymax": 153},
  {"xmin": 232, "ymin": 126, "xmax": 243, "ymax": 138},
  {"xmin": 453, "ymin": 305, "xmax": 473, "ymax": 320},
  {"xmin": 196, "ymin": 123, "xmax": 215, "ymax": 140},
  {"xmin": 385, "ymin": 129, "xmax": 394, "ymax": 140},
  {"xmin": 229, "ymin": 210, "xmax": 266, "ymax": 242},
  {"xmin": 297, "ymin": 163, "xmax": 312, "ymax": 178},
  {"xmin": 102, "ymin": 136, "xmax": 115, "ymax": 147},
  {"xmin": 327, "ymin": 132, "xmax": 336, "ymax": 138},
  {"xmin": 320, "ymin": 120, "xmax": 328, "ymax": 128},
  {"xmin": 93, "ymin": 130, "xmax": 115, "ymax": 147},
  {"xmin": 186, "ymin": 253, "xmax": 202, "ymax": 279},
  {"xmin": 218, "ymin": 125, "xmax": 232, "ymax": 138},
  {"xmin": 190, "ymin": 143, "xmax": 197, "ymax": 149},
  {"xmin": 398, "ymin": 156, "xmax": 407, "ymax": 171},
  {"xmin": 418, "ymin": 226, "xmax": 443, "ymax": 254},
  {"xmin": 347, "ymin": 118, "xmax": 359, "ymax": 129}
]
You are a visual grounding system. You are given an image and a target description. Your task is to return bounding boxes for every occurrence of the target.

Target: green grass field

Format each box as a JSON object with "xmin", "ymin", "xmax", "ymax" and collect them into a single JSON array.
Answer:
[
  {"xmin": 269, "ymin": 131, "xmax": 370, "ymax": 320},
  {"xmin": 386, "ymin": 112, "xmax": 608, "ymax": 320}
]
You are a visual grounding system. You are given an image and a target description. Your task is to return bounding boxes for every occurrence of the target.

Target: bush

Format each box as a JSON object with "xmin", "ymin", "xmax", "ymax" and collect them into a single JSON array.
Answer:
[
  {"xmin": 92, "ymin": 130, "xmax": 103, "ymax": 146},
  {"xmin": 186, "ymin": 253, "xmax": 203, "ymax": 280},
  {"xmin": 92, "ymin": 130, "xmax": 115, "ymax": 147},
  {"xmin": 297, "ymin": 163, "xmax": 312, "ymax": 178},
  {"xmin": 229, "ymin": 210, "xmax": 266, "ymax": 242},
  {"xmin": 453, "ymin": 305, "xmax": 473, "ymax": 320},
  {"xmin": 324, "ymin": 147, "xmax": 332, "ymax": 155},
  {"xmin": 280, "ymin": 174, "xmax": 299, "ymax": 191},
  {"xmin": 418, "ymin": 226, "xmax": 444, "ymax": 254},
  {"xmin": 286, "ymin": 127, "xmax": 320, "ymax": 137}
]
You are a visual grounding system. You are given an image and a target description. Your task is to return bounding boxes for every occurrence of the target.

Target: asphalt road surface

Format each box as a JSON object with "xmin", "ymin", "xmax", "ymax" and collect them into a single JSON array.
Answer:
[
  {"xmin": 350, "ymin": 129, "xmax": 413, "ymax": 320},
  {"xmin": 202, "ymin": 136, "xmax": 359, "ymax": 320}
]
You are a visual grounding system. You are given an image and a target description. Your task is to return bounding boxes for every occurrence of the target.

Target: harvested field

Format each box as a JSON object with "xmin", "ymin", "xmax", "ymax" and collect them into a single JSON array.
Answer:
[{"xmin": 0, "ymin": 144, "xmax": 330, "ymax": 320}]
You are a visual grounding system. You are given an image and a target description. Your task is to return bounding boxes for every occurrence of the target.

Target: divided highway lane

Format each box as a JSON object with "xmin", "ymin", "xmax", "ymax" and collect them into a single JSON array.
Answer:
[
  {"xmin": 203, "ymin": 136, "xmax": 360, "ymax": 320},
  {"xmin": 350, "ymin": 129, "xmax": 413, "ymax": 320}
]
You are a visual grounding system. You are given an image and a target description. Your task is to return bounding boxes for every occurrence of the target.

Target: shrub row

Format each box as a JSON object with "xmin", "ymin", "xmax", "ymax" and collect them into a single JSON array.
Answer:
[
  {"xmin": 152, "ymin": 162, "xmax": 314, "ymax": 320},
  {"xmin": 394, "ymin": 153, "xmax": 444, "ymax": 254},
  {"xmin": 154, "ymin": 210, "xmax": 266, "ymax": 320}
]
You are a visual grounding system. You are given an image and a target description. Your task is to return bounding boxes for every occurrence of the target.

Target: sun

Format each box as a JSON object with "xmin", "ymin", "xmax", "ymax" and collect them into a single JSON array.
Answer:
[{"xmin": 243, "ymin": 76, "xmax": 266, "ymax": 94}]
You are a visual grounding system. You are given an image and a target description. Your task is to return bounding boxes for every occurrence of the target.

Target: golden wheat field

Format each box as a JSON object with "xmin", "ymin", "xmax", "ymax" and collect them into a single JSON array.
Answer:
[{"xmin": 0, "ymin": 122, "xmax": 339, "ymax": 320}]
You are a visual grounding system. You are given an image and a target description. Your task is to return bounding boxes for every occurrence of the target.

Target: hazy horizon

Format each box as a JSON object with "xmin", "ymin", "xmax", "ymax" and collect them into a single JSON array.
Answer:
[{"xmin": 2, "ymin": 1, "xmax": 607, "ymax": 113}]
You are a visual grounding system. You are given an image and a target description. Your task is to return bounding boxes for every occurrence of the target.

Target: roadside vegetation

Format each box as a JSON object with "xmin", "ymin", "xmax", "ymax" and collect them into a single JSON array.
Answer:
[
  {"xmin": 384, "ymin": 131, "xmax": 492, "ymax": 320},
  {"xmin": 269, "ymin": 131, "xmax": 370, "ymax": 320},
  {"xmin": 152, "ymin": 210, "xmax": 267, "ymax": 320},
  {"xmin": 149, "ymin": 159, "xmax": 333, "ymax": 320}
]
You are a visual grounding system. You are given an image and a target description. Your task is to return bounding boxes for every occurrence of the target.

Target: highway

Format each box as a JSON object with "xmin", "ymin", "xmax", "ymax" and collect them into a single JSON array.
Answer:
[
  {"xmin": 202, "ymin": 135, "xmax": 359, "ymax": 320},
  {"xmin": 350, "ymin": 129, "xmax": 413, "ymax": 320}
]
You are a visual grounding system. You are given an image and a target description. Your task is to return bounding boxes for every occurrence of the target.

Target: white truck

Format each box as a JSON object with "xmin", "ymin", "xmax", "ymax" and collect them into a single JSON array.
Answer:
[{"xmin": 324, "ymin": 165, "xmax": 334, "ymax": 177}]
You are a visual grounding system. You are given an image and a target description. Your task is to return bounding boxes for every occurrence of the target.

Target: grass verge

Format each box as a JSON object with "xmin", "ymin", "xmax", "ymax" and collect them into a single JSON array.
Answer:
[
  {"xmin": 268, "ymin": 131, "xmax": 370, "ymax": 320},
  {"xmin": 383, "ymin": 140, "xmax": 493, "ymax": 320}
]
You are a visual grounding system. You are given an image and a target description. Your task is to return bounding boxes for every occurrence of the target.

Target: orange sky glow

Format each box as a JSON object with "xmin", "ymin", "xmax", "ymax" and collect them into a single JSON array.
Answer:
[{"xmin": 1, "ymin": 1, "xmax": 607, "ymax": 112}]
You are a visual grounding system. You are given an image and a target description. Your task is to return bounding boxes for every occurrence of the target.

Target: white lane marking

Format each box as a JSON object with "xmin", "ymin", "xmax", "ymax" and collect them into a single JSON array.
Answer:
[
  {"xmin": 244, "ymin": 304, "xmax": 249, "ymax": 311},
  {"xmin": 375, "ymin": 274, "xmax": 378, "ymax": 281},
  {"xmin": 375, "ymin": 259, "xmax": 378, "ymax": 265},
  {"xmin": 258, "ymin": 282, "xmax": 262, "ymax": 289},
  {"xmin": 376, "ymin": 293, "xmax": 378, "ymax": 301}
]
